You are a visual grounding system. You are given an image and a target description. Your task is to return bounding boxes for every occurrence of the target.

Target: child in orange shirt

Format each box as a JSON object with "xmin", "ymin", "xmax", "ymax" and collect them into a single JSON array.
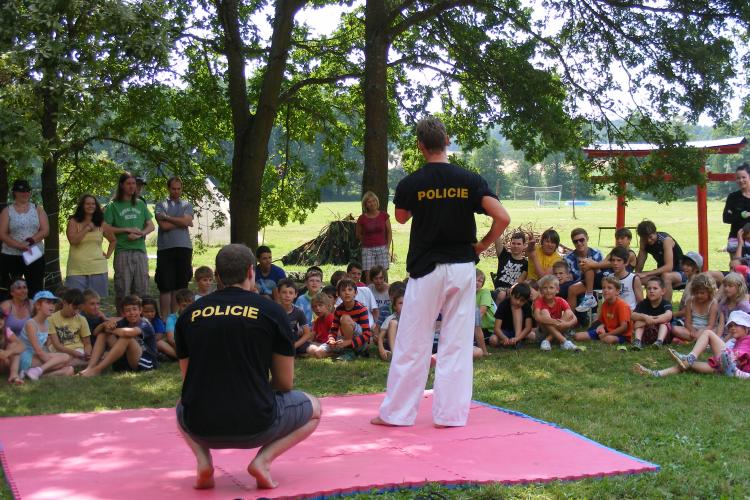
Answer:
[{"xmin": 574, "ymin": 276, "xmax": 632, "ymax": 345}]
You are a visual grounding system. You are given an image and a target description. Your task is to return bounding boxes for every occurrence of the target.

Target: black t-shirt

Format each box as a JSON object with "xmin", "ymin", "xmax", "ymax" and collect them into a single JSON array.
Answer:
[
  {"xmin": 644, "ymin": 232, "xmax": 684, "ymax": 272},
  {"xmin": 394, "ymin": 162, "xmax": 497, "ymax": 278},
  {"xmin": 494, "ymin": 248, "xmax": 528, "ymax": 288},
  {"xmin": 115, "ymin": 317, "xmax": 158, "ymax": 365},
  {"xmin": 723, "ymin": 191, "xmax": 750, "ymax": 238},
  {"xmin": 634, "ymin": 298, "xmax": 672, "ymax": 316},
  {"xmin": 493, "ymin": 297, "xmax": 532, "ymax": 329},
  {"xmin": 175, "ymin": 287, "xmax": 295, "ymax": 437}
]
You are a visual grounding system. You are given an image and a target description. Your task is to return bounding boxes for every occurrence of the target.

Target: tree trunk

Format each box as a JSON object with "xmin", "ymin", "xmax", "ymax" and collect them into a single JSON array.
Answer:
[
  {"xmin": 40, "ymin": 82, "xmax": 62, "ymax": 290},
  {"xmin": 362, "ymin": 0, "xmax": 391, "ymax": 209},
  {"xmin": 220, "ymin": 0, "xmax": 304, "ymax": 250}
]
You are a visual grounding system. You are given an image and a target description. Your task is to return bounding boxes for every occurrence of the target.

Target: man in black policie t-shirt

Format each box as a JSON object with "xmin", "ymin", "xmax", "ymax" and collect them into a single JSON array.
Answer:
[
  {"xmin": 373, "ymin": 116, "xmax": 510, "ymax": 428},
  {"xmin": 175, "ymin": 244, "xmax": 320, "ymax": 490}
]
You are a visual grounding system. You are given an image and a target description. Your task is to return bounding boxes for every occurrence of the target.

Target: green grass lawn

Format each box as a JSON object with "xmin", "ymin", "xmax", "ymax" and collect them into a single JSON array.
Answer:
[{"xmin": 3, "ymin": 199, "xmax": 750, "ymax": 498}]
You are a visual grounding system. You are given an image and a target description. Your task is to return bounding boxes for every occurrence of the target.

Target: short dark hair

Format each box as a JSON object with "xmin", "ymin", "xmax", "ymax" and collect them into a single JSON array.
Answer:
[
  {"xmin": 167, "ymin": 176, "xmax": 182, "ymax": 188},
  {"xmin": 527, "ymin": 280, "xmax": 539, "ymax": 291},
  {"xmin": 389, "ymin": 286, "xmax": 405, "ymax": 302},
  {"xmin": 61, "ymin": 288, "xmax": 84, "ymax": 306},
  {"xmin": 175, "ymin": 289, "xmax": 194, "ymax": 304},
  {"xmin": 256, "ymin": 245, "xmax": 272, "ymax": 257},
  {"xmin": 511, "ymin": 232, "xmax": 526, "ymax": 242},
  {"xmin": 336, "ymin": 278, "xmax": 357, "ymax": 295},
  {"xmin": 614, "ymin": 227, "xmax": 632, "ymax": 240},
  {"xmin": 636, "ymin": 220, "xmax": 657, "ymax": 238},
  {"xmin": 121, "ymin": 295, "xmax": 142, "ymax": 309},
  {"xmin": 347, "ymin": 261, "xmax": 362, "ymax": 273},
  {"xmin": 140, "ymin": 296, "xmax": 160, "ymax": 316},
  {"xmin": 570, "ymin": 228, "xmax": 588, "ymax": 240},
  {"xmin": 277, "ymin": 278, "xmax": 297, "ymax": 294},
  {"xmin": 416, "ymin": 116, "xmax": 448, "ymax": 152},
  {"xmin": 194, "ymin": 266, "xmax": 213, "ymax": 281},
  {"xmin": 305, "ymin": 270, "xmax": 323, "ymax": 282},
  {"xmin": 552, "ymin": 260, "xmax": 570, "ymax": 272},
  {"xmin": 510, "ymin": 283, "xmax": 531, "ymax": 301},
  {"xmin": 646, "ymin": 276, "xmax": 664, "ymax": 288},
  {"xmin": 322, "ymin": 285, "xmax": 337, "ymax": 298},
  {"xmin": 330, "ymin": 270, "xmax": 347, "ymax": 286},
  {"xmin": 609, "ymin": 245, "xmax": 629, "ymax": 262},
  {"xmin": 216, "ymin": 244, "xmax": 256, "ymax": 287},
  {"xmin": 736, "ymin": 162, "xmax": 750, "ymax": 176},
  {"xmin": 369, "ymin": 265, "xmax": 385, "ymax": 279},
  {"xmin": 541, "ymin": 229, "xmax": 560, "ymax": 246}
]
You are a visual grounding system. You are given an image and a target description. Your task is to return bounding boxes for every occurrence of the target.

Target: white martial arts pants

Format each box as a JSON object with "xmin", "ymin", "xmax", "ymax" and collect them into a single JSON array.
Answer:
[{"xmin": 378, "ymin": 261, "xmax": 476, "ymax": 426}]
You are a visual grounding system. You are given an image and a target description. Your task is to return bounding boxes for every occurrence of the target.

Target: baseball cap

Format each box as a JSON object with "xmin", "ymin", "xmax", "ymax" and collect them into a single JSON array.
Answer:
[
  {"xmin": 682, "ymin": 251, "xmax": 703, "ymax": 270},
  {"xmin": 726, "ymin": 310, "xmax": 750, "ymax": 328},
  {"xmin": 32, "ymin": 291, "xmax": 59, "ymax": 302},
  {"xmin": 11, "ymin": 179, "xmax": 31, "ymax": 192}
]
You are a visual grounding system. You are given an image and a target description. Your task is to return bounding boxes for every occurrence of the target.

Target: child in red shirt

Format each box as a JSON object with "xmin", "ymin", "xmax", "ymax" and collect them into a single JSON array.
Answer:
[
  {"xmin": 575, "ymin": 276, "xmax": 632, "ymax": 344},
  {"xmin": 310, "ymin": 292, "xmax": 334, "ymax": 344},
  {"xmin": 533, "ymin": 275, "xmax": 579, "ymax": 351}
]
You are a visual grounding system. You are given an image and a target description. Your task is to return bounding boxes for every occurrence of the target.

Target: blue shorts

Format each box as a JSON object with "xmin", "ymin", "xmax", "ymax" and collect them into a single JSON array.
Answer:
[
  {"xmin": 678, "ymin": 271, "xmax": 688, "ymax": 285},
  {"xmin": 587, "ymin": 326, "xmax": 627, "ymax": 344}
]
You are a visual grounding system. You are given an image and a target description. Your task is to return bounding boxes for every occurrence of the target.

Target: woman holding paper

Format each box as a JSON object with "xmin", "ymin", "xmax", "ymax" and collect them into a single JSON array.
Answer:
[
  {"xmin": 0, "ymin": 180, "xmax": 49, "ymax": 296},
  {"xmin": 65, "ymin": 194, "xmax": 115, "ymax": 297}
]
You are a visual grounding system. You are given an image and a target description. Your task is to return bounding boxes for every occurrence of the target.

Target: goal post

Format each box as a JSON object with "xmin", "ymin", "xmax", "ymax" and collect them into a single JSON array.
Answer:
[
  {"xmin": 534, "ymin": 190, "xmax": 562, "ymax": 208},
  {"xmin": 512, "ymin": 184, "xmax": 562, "ymax": 205}
]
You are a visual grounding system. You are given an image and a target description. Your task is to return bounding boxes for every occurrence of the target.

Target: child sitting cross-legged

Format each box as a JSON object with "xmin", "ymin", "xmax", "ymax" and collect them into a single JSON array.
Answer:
[
  {"xmin": 377, "ymin": 286, "xmax": 404, "ymax": 361},
  {"xmin": 277, "ymin": 279, "xmax": 315, "ymax": 357},
  {"xmin": 631, "ymin": 276, "xmax": 673, "ymax": 349},
  {"xmin": 574, "ymin": 276, "xmax": 632, "ymax": 345},
  {"xmin": 162, "ymin": 289, "xmax": 194, "ymax": 360},
  {"xmin": 533, "ymin": 275, "xmax": 579, "ymax": 351},
  {"xmin": 312, "ymin": 278, "xmax": 371, "ymax": 361},
  {"xmin": 635, "ymin": 310, "xmax": 750, "ymax": 379},
  {"xmin": 490, "ymin": 282, "xmax": 535, "ymax": 347},
  {"xmin": 672, "ymin": 273, "xmax": 718, "ymax": 342},
  {"xmin": 80, "ymin": 295, "xmax": 159, "ymax": 376},
  {"xmin": 19, "ymin": 291, "xmax": 73, "ymax": 380}
]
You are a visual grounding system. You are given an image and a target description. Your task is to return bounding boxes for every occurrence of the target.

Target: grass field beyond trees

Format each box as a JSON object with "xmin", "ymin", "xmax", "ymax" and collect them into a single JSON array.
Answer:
[{"xmin": 3, "ymin": 199, "xmax": 750, "ymax": 498}]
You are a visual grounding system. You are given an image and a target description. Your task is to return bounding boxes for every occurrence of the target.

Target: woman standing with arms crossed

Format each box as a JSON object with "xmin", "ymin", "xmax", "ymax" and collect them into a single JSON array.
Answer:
[
  {"xmin": 0, "ymin": 180, "xmax": 49, "ymax": 296},
  {"xmin": 356, "ymin": 191, "xmax": 392, "ymax": 283},
  {"xmin": 65, "ymin": 194, "xmax": 115, "ymax": 298}
]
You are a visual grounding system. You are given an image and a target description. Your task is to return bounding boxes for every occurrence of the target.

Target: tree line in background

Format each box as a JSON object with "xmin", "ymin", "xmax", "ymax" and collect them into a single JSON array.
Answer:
[{"xmin": 2, "ymin": 0, "xmax": 749, "ymax": 286}]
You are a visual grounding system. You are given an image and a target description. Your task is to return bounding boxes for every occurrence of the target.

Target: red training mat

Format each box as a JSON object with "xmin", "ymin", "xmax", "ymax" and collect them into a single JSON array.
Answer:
[{"xmin": 0, "ymin": 392, "xmax": 657, "ymax": 499}]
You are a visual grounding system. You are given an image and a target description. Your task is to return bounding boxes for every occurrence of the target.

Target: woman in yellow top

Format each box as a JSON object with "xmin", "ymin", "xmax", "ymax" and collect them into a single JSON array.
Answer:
[
  {"xmin": 65, "ymin": 195, "xmax": 115, "ymax": 297},
  {"xmin": 526, "ymin": 228, "xmax": 562, "ymax": 281}
]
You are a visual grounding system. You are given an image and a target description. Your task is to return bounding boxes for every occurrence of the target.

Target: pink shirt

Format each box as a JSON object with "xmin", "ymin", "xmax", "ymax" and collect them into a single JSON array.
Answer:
[{"xmin": 357, "ymin": 211, "xmax": 389, "ymax": 247}]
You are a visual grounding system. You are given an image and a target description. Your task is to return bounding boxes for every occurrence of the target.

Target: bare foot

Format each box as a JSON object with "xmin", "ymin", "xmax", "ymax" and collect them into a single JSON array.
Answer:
[
  {"xmin": 79, "ymin": 368, "xmax": 99, "ymax": 378},
  {"xmin": 248, "ymin": 459, "xmax": 278, "ymax": 489},
  {"xmin": 370, "ymin": 416, "xmax": 399, "ymax": 426},
  {"xmin": 194, "ymin": 466, "xmax": 215, "ymax": 489}
]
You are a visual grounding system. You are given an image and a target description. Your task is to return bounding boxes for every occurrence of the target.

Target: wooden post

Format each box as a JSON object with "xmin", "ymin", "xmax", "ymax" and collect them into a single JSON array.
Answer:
[
  {"xmin": 616, "ymin": 180, "xmax": 626, "ymax": 229},
  {"xmin": 697, "ymin": 165, "xmax": 709, "ymax": 271}
]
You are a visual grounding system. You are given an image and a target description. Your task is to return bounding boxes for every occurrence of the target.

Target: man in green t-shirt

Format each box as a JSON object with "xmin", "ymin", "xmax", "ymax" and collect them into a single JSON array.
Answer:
[{"xmin": 104, "ymin": 172, "xmax": 154, "ymax": 308}]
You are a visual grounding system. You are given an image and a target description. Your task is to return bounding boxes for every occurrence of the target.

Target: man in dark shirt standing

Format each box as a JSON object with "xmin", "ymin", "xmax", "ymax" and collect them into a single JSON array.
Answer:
[
  {"xmin": 175, "ymin": 244, "xmax": 320, "ymax": 490},
  {"xmin": 372, "ymin": 116, "xmax": 510, "ymax": 427}
]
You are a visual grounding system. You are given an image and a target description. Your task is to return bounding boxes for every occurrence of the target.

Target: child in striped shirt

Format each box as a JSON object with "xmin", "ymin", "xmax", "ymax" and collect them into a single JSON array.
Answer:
[{"xmin": 313, "ymin": 278, "xmax": 371, "ymax": 361}]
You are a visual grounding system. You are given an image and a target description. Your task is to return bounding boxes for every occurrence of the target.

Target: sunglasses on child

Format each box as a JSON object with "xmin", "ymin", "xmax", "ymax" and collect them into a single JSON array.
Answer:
[{"xmin": 573, "ymin": 237, "xmax": 586, "ymax": 244}]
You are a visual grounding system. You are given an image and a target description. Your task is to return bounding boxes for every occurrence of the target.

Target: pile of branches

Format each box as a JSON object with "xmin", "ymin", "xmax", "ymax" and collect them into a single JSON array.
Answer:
[{"xmin": 281, "ymin": 215, "xmax": 361, "ymax": 266}]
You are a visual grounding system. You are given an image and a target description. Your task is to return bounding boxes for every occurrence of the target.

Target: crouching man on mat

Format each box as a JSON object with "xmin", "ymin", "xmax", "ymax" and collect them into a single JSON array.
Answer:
[
  {"xmin": 175, "ymin": 244, "xmax": 320, "ymax": 489},
  {"xmin": 372, "ymin": 116, "xmax": 510, "ymax": 428}
]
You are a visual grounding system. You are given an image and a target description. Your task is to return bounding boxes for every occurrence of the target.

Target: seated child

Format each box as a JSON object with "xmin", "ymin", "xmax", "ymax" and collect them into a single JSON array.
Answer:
[
  {"xmin": 311, "ymin": 292, "xmax": 335, "ymax": 344},
  {"xmin": 609, "ymin": 245, "xmax": 643, "ymax": 310},
  {"xmin": 295, "ymin": 270, "xmax": 324, "ymax": 325},
  {"xmin": 322, "ymin": 285, "xmax": 337, "ymax": 302},
  {"xmin": 313, "ymin": 278, "xmax": 371, "ymax": 361},
  {"xmin": 574, "ymin": 276, "xmax": 632, "ymax": 345},
  {"xmin": 493, "ymin": 232, "xmax": 528, "ymax": 302},
  {"xmin": 378, "ymin": 286, "xmax": 404, "ymax": 361},
  {"xmin": 490, "ymin": 282, "xmax": 535, "ymax": 347},
  {"xmin": 564, "ymin": 228, "xmax": 606, "ymax": 312},
  {"xmin": 672, "ymin": 273, "xmax": 718, "ymax": 342},
  {"xmin": 716, "ymin": 272, "xmax": 750, "ymax": 340},
  {"xmin": 141, "ymin": 296, "xmax": 166, "ymax": 339},
  {"xmin": 552, "ymin": 261, "xmax": 575, "ymax": 302},
  {"xmin": 476, "ymin": 269, "xmax": 496, "ymax": 342},
  {"xmin": 672, "ymin": 252, "xmax": 704, "ymax": 322},
  {"xmin": 533, "ymin": 275, "xmax": 579, "ymax": 351},
  {"xmin": 80, "ymin": 295, "xmax": 158, "ymax": 376},
  {"xmin": 631, "ymin": 276, "xmax": 673, "ymax": 349},
  {"xmin": 19, "ymin": 291, "xmax": 73, "ymax": 380},
  {"xmin": 80, "ymin": 289, "xmax": 107, "ymax": 334},
  {"xmin": 47, "ymin": 288, "xmax": 93, "ymax": 369},
  {"xmin": 526, "ymin": 228, "xmax": 562, "ymax": 281},
  {"xmin": 368, "ymin": 265, "xmax": 391, "ymax": 324},
  {"xmin": 614, "ymin": 227, "xmax": 638, "ymax": 270},
  {"xmin": 193, "ymin": 266, "xmax": 214, "ymax": 301},
  {"xmin": 635, "ymin": 310, "xmax": 750, "ymax": 379},
  {"xmin": 162, "ymin": 289, "xmax": 194, "ymax": 360},
  {"xmin": 0, "ymin": 309, "xmax": 25, "ymax": 384},
  {"xmin": 347, "ymin": 261, "xmax": 366, "ymax": 287},
  {"xmin": 733, "ymin": 222, "xmax": 750, "ymax": 263},
  {"xmin": 277, "ymin": 279, "xmax": 315, "ymax": 357}
]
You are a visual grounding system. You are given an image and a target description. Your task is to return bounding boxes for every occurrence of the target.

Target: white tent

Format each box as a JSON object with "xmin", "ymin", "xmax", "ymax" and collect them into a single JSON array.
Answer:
[{"xmin": 190, "ymin": 178, "xmax": 231, "ymax": 246}]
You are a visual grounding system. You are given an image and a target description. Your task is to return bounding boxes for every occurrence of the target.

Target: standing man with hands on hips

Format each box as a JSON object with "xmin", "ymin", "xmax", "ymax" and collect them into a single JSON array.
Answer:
[{"xmin": 372, "ymin": 116, "xmax": 511, "ymax": 428}]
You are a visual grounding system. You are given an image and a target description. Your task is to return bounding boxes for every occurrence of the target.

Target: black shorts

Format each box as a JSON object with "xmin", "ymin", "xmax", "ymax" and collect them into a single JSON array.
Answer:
[
  {"xmin": 176, "ymin": 390, "xmax": 313, "ymax": 449},
  {"xmin": 155, "ymin": 247, "xmax": 193, "ymax": 292}
]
